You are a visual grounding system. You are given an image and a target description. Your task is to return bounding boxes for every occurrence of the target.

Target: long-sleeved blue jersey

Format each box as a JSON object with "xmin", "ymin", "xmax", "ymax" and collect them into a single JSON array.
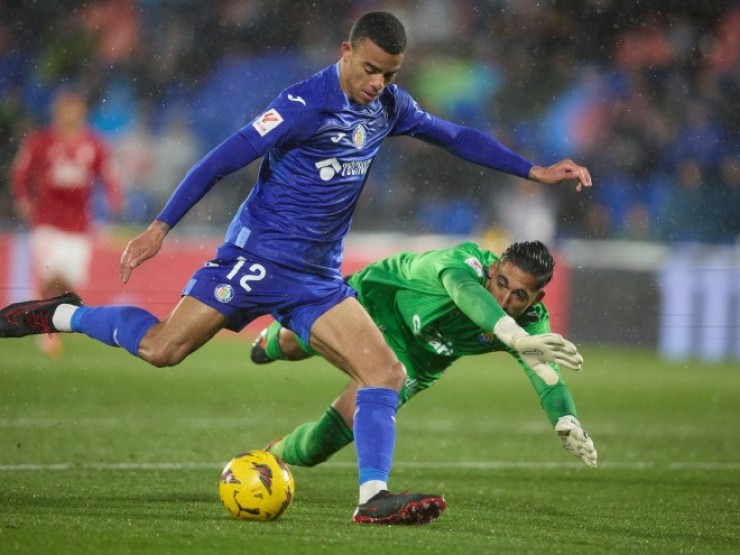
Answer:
[{"xmin": 157, "ymin": 63, "xmax": 534, "ymax": 277}]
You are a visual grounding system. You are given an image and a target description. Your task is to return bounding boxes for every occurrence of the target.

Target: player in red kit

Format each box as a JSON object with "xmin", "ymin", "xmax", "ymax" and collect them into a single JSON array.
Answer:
[{"xmin": 10, "ymin": 87, "xmax": 122, "ymax": 355}]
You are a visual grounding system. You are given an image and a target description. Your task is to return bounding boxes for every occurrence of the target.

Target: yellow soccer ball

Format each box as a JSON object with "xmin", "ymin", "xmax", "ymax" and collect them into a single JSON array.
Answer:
[{"xmin": 219, "ymin": 450, "xmax": 295, "ymax": 521}]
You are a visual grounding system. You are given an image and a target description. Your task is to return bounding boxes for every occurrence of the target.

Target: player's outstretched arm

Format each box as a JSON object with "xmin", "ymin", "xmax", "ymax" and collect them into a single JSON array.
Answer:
[
  {"xmin": 409, "ymin": 119, "xmax": 592, "ymax": 192},
  {"xmin": 119, "ymin": 220, "xmax": 170, "ymax": 283},
  {"xmin": 529, "ymin": 159, "xmax": 592, "ymax": 191},
  {"xmin": 555, "ymin": 415, "xmax": 598, "ymax": 468},
  {"xmin": 494, "ymin": 315, "xmax": 583, "ymax": 385}
]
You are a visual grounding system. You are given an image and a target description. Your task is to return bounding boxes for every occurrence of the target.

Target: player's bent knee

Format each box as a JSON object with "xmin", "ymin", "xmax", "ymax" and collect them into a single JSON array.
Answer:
[
  {"xmin": 391, "ymin": 359, "xmax": 407, "ymax": 389},
  {"xmin": 137, "ymin": 341, "xmax": 190, "ymax": 368},
  {"xmin": 135, "ymin": 323, "xmax": 200, "ymax": 367},
  {"xmin": 362, "ymin": 357, "xmax": 406, "ymax": 390}
]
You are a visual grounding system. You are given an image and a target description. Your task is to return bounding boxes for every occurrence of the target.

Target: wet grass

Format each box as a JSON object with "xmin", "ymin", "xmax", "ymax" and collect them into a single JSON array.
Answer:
[{"xmin": 1, "ymin": 336, "xmax": 739, "ymax": 554}]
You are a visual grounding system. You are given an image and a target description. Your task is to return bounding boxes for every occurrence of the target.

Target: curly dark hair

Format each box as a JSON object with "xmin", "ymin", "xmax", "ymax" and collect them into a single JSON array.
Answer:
[
  {"xmin": 500, "ymin": 241, "xmax": 555, "ymax": 289},
  {"xmin": 349, "ymin": 11, "xmax": 407, "ymax": 55}
]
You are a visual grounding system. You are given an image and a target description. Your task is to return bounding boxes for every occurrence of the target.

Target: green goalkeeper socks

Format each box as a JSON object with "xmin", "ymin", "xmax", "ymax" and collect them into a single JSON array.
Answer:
[
  {"xmin": 263, "ymin": 321, "xmax": 315, "ymax": 360},
  {"xmin": 271, "ymin": 407, "xmax": 354, "ymax": 467},
  {"xmin": 264, "ymin": 321, "xmax": 286, "ymax": 360}
]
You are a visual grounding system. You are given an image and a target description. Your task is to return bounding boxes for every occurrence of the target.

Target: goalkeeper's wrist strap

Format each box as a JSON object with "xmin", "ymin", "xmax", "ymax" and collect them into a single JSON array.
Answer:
[{"xmin": 493, "ymin": 315, "xmax": 526, "ymax": 345}]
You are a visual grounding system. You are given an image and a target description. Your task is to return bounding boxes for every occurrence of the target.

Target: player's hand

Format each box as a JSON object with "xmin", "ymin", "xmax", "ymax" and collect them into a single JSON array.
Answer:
[
  {"xmin": 511, "ymin": 333, "xmax": 583, "ymax": 372},
  {"xmin": 529, "ymin": 159, "xmax": 592, "ymax": 192},
  {"xmin": 119, "ymin": 220, "xmax": 170, "ymax": 283},
  {"xmin": 494, "ymin": 316, "xmax": 583, "ymax": 385},
  {"xmin": 555, "ymin": 415, "xmax": 597, "ymax": 468}
]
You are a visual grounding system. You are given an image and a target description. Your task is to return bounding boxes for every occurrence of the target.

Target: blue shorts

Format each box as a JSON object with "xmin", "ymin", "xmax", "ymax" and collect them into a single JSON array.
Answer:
[{"xmin": 182, "ymin": 243, "xmax": 356, "ymax": 343}]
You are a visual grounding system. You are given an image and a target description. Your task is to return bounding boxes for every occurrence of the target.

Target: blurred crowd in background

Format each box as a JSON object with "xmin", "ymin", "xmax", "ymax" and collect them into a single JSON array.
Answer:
[{"xmin": 1, "ymin": 0, "xmax": 738, "ymax": 245}]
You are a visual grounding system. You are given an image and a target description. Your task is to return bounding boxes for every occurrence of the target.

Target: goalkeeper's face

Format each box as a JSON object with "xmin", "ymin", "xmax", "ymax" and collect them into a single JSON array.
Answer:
[{"xmin": 486, "ymin": 261, "xmax": 545, "ymax": 319}]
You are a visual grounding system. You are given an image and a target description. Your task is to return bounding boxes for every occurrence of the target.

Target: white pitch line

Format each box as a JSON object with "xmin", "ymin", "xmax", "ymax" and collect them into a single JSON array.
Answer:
[{"xmin": 1, "ymin": 461, "xmax": 739, "ymax": 472}]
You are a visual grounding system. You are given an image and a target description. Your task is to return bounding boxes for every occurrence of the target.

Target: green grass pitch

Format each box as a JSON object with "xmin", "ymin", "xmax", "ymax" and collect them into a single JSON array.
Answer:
[{"xmin": 1, "ymin": 334, "xmax": 739, "ymax": 554}]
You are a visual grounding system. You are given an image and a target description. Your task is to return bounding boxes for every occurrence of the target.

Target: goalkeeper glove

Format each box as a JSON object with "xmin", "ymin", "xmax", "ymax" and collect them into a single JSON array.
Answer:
[
  {"xmin": 555, "ymin": 415, "xmax": 598, "ymax": 468},
  {"xmin": 493, "ymin": 315, "xmax": 583, "ymax": 385}
]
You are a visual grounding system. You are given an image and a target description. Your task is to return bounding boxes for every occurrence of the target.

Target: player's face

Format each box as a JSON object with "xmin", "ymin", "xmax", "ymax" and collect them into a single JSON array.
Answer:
[
  {"xmin": 52, "ymin": 93, "xmax": 87, "ymax": 131},
  {"xmin": 339, "ymin": 38, "xmax": 403, "ymax": 104},
  {"xmin": 486, "ymin": 261, "xmax": 545, "ymax": 319}
]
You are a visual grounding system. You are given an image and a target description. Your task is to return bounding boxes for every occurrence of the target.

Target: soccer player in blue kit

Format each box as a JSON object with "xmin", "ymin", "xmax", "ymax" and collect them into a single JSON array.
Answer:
[{"xmin": 0, "ymin": 12, "xmax": 592, "ymax": 524}]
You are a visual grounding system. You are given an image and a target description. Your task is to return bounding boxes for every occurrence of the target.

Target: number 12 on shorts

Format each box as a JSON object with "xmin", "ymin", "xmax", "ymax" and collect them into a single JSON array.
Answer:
[{"xmin": 226, "ymin": 256, "xmax": 267, "ymax": 292}]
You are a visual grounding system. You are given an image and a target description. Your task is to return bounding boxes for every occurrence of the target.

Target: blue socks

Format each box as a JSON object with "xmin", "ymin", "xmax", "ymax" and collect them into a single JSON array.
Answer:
[
  {"xmin": 355, "ymin": 387, "xmax": 399, "ymax": 485},
  {"xmin": 71, "ymin": 306, "xmax": 159, "ymax": 356}
]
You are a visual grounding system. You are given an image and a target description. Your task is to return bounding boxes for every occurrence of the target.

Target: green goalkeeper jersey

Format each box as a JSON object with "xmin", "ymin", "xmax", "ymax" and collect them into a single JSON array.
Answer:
[{"xmin": 347, "ymin": 241, "xmax": 577, "ymax": 424}]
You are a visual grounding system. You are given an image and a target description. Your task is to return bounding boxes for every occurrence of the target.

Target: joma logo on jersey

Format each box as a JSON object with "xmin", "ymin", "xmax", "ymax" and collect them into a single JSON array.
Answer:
[{"xmin": 315, "ymin": 157, "xmax": 373, "ymax": 181}]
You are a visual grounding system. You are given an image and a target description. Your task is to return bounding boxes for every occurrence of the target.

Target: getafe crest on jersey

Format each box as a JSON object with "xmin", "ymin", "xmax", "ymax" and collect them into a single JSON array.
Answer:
[{"xmin": 352, "ymin": 124, "xmax": 367, "ymax": 149}]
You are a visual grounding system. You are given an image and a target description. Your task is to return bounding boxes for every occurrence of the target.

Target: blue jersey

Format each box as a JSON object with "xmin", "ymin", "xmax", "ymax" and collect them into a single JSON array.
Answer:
[
  {"xmin": 158, "ymin": 62, "xmax": 534, "ymax": 278},
  {"xmin": 226, "ymin": 63, "xmax": 432, "ymax": 276}
]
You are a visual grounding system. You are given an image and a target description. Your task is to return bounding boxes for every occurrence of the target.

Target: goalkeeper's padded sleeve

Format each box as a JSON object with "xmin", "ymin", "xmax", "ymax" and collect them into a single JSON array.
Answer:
[
  {"xmin": 539, "ymin": 381, "xmax": 578, "ymax": 427},
  {"xmin": 441, "ymin": 267, "xmax": 508, "ymax": 331},
  {"xmin": 514, "ymin": 347, "xmax": 579, "ymax": 427}
]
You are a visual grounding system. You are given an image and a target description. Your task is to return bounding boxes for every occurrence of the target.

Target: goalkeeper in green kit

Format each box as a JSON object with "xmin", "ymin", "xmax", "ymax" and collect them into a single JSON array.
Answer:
[{"xmin": 251, "ymin": 240, "xmax": 597, "ymax": 468}]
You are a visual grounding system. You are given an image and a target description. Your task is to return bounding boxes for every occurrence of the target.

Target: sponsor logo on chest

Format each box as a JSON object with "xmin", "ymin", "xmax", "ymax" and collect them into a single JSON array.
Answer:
[{"xmin": 315, "ymin": 157, "xmax": 373, "ymax": 181}]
